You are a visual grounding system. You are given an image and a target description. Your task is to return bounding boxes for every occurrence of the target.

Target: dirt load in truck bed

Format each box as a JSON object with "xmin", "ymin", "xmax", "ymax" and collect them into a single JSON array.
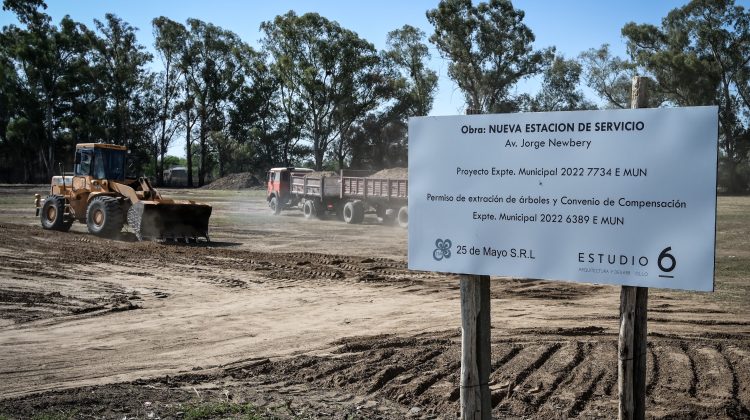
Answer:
[
  {"xmin": 370, "ymin": 167, "xmax": 408, "ymax": 179},
  {"xmin": 302, "ymin": 170, "xmax": 339, "ymax": 178},
  {"xmin": 0, "ymin": 185, "xmax": 749, "ymax": 419}
]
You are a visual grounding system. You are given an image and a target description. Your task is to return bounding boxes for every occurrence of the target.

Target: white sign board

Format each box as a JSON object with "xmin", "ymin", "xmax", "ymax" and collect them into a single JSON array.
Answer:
[{"xmin": 408, "ymin": 107, "xmax": 718, "ymax": 291}]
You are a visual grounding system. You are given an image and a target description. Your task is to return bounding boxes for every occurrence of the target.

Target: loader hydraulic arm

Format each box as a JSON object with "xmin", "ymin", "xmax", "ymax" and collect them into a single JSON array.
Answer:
[
  {"xmin": 138, "ymin": 177, "xmax": 162, "ymax": 200},
  {"xmin": 109, "ymin": 177, "xmax": 162, "ymax": 204}
]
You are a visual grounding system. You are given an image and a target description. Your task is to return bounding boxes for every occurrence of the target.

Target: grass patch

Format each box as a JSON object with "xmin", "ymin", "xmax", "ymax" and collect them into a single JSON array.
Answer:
[
  {"xmin": 183, "ymin": 402, "xmax": 265, "ymax": 420},
  {"xmin": 30, "ymin": 410, "xmax": 79, "ymax": 420},
  {"xmin": 712, "ymin": 255, "xmax": 750, "ymax": 304},
  {"xmin": 716, "ymin": 255, "xmax": 750, "ymax": 276}
]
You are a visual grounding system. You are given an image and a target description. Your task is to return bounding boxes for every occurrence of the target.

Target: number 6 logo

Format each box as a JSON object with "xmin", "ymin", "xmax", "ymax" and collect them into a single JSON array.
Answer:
[{"xmin": 658, "ymin": 246, "xmax": 676, "ymax": 273}]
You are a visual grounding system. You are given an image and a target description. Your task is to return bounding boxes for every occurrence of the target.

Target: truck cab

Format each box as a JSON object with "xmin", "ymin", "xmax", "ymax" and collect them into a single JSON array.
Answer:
[{"xmin": 267, "ymin": 167, "xmax": 313, "ymax": 214}]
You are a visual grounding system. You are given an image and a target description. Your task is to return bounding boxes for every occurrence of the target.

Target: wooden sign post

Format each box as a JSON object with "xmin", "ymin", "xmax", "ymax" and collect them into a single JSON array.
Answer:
[
  {"xmin": 460, "ymin": 274, "xmax": 491, "ymax": 419},
  {"xmin": 460, "ymin": 107, "xmax": 492, "ymax": 419},
  {"xmin": 619, "ymin": 76, "xmax": 650, "ymax": 420}
]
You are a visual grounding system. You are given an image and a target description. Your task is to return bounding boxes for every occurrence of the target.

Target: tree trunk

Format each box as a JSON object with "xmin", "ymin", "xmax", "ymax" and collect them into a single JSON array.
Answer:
[
  {"xmin": 158, "ymin": 148, "xmax": 165, "ymax": 187},
  {"xmin": 157, "ymin": 60, "xmax": 172, "ymax": 186},
  {"xmin": 153, "ymin": 144, "xmax": 159, "ymax": 186},
  {"xmin": 186, "ymin": 105, "xmax": 193, "ymax": 188},
  {"xmin": 313, "ymin": 134, "xmax": 324, "ymax": 171},
  {"xmin": 45, "ymin": 99, "xmax": 54, "ymax": 180},
  {"xmin": 218, "ymin": 143, "xmax": 225, "ymax": 179},
  {"xmin": 198, "ymin": 111, "xmax": 206, "ymax": 187},
  {"xmin": 283, "ymin": 141, "xmax": 290, "ymax": 167}
]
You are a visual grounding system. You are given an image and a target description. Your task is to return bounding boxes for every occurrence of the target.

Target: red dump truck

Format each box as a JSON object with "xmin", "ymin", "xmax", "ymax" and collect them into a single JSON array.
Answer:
[{"xmin": 266, "ymin": 167, "xmax": 408, "ymax": 227}]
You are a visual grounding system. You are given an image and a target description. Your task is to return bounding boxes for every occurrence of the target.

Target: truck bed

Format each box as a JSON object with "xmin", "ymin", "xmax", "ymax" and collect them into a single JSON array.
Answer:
[
  {"xmin": 342, "ymin": 177, "xmax": 407, "ymax": 200},
  {"xmin": 290, "ymin": 173, "xmax": 341, "ymax": 198},
  {"xmin": 290, "ymin": 170, "xmax": 407, "ymax": 202}
]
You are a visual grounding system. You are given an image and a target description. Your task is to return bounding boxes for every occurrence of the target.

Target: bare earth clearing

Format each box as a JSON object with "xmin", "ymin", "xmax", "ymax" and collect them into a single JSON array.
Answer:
[{"xmin": 0, "ymin": 186, "xmax": 748, "ymax": 419}]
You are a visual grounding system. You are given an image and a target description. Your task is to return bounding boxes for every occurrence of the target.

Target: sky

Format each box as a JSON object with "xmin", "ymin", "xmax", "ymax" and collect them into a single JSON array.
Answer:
[{"xmin": 1, "ymin": 0, "xmax": 701, "ymax": 156}]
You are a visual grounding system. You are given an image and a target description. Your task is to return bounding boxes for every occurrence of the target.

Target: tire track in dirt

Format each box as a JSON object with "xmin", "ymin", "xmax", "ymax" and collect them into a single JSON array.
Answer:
[
  {"xmin": 3, "ymin": 331, "xmax": 750, "ymax": 418},
  {"xmin": 491, "ymin": 344, "xmax": 523, "ymax": 371},
  {"xmin": 567, "ymin": 370, "xmax": 606, "ymax": 417},
  {"xmin": 491, "ymin": 342, "xmax": 562, "ymax": 414},
  {"xmin": 720, "ymin": 344, "xmax": 750, "ymax": 417},
  {"xmin": 0, "ymin": 223, "xmax": 438, "ymax": 305},
  {"xmin": 679, "ymin": 341, "xmax": 699, "ymax": 398},
  {"xmin": 646, "ymin": 342, "xmax": 659, "ymax": 395},
  {"xmin": 2, "ymin": 219, "xmax": 750, "ymax": 418},
  {"xmin": 532, "ymin": 341, "xmax": 588, "ymax": 409},
  {"xmin": 693, "ymin": 344, "xmax": 734, "ymax": 404},
  {"xmin": 647, "ymin": 341, "xmax": 693, "ymax": 414},
  {"xmin": 522, "ymin": 340, "xmax": 615, "ymax": 418},
  {"xmin": 149, "ymin": 247, "xmax": 427, "ymax": 290}
]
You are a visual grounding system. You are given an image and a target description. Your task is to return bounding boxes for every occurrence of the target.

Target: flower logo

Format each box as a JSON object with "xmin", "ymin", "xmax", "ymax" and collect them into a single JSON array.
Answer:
[{"xmin": 433, "ymin": 239, "xmax": 452, "ymax": 261}]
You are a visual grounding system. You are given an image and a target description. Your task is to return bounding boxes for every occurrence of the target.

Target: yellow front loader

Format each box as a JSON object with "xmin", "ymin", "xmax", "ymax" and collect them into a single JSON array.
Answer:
[{"xmin": 36, "ymin": 143, "xmax": 211, "ymax": 242}]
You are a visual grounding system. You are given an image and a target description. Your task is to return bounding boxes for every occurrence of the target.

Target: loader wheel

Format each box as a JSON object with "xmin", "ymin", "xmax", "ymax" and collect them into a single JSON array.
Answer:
[
  {"xmin": 40, "ymin": 195, "xmax": 73, "ymax": 232},
  {"xmin": 269, "ymin": 196, "xmax": 281, "ymax": 215},
  {"xmin": 86, "ymin": 196, "xmax": 124, "ymax": 238},
  {"xmin": 397, "ymin": 206, "xmax": 408, "ymax": 228},
  {"xmin": 343, "ymin": 201, "xmax": 365, "ymax": 224},
  {"xmin": 303, "ymin": 200, "xmax": 319, "ymax": 219}
]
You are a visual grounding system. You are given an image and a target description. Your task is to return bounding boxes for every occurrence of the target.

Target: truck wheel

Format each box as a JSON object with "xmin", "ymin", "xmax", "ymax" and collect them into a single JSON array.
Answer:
[
  {"xmin": 86, "ymin": 196, "xmax": 124, "ymax": 237},
  {"xmin": 397, "ymin": 206, "xmax": 408, "ymax": 228},
  {"xmin": 377, "ymin": 206, "xmax": 396, "ymax": 225},
  {"xmin": 269, "ymin": 196, "xmax": 281, "ymax": 215},
  {"xmin": 335, "ymin": 202, "xmax": 347, "ymax": 221},
  {"xmin": 303, "ymin": 200, "xmax": 318, "ymax": 219},
  {"xmin": 343, "ymin": 200, "xmax": 365, "ymax": 224},
  {"xmin": 40, "ymin": 195, "xmax": 73, "ymax": 232}
]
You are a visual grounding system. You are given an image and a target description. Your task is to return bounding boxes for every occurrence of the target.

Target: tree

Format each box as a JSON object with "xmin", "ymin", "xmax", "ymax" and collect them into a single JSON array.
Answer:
[
  {"xmin": 2, "ymin": 0, "xmax": 96, "ymax": 180},
  {"xmin": 177, "ymin": 43, "xmax": 198, "ymax": 187},
  {"xmin": 91, "ymin": 14, "xmax": 156, "ymax": 173},
  {"xmin": 152, "ymin": 17, "xmax": 187, "ymax": 185},
  {"xmin": 579, "ymin": 44, "xmax": 639, "ymax": 109},
  {"xmin": 348, "ymin": 113, "xmax": 408, "ymax": 170},
  {"xmin": 524, "ymin": 55, "xmax": 596, "ymax": 112},
  {"xmin": 622, "ymin": 0, "xmax": 750, "ymax": 193},
  {"xmin": 183, "ymin": 19, "xmax": 252, "ymax": 186},
  {"xmin": 227, "ymin": 57, "xmax": 296, "ymax": 171},
  {"xmin": 383, "ymin": 25, "xmax": 439, "ymax": 118},
  {"xmin": 345, "ymin": 24, "xmax": 440, "ymax": 169},
  {"xmin": 261, "ymin": 11, "xmax": 388, "ymax": 170},
  {"xmin": 0, "ymin": 31, "xmax": 17, "ymax": 145},
  {"xmin": 427, "ymin": 0, "xmax": 553, "ymax": 113},
  {"xmin": 0, "ymin": 34, "xmax": 20, "ymax": 181}
]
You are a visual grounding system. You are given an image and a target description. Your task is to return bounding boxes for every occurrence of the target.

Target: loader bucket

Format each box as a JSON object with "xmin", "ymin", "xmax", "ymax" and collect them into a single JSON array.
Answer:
[{"xmin": 128, "ymin": 201, "xmax": 212, "ymax": 242}]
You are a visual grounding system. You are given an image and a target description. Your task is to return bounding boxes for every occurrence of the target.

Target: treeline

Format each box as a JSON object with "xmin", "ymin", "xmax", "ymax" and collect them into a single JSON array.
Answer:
[{"xmin": 1, "ymin": 0, "xmax": 748, "ymax": 192}]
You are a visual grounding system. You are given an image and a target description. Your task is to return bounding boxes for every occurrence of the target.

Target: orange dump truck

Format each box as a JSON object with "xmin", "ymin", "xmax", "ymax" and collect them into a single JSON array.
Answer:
[{"xmin": 266, "ymin": 168, "xmax": 408, "ymax": 227}]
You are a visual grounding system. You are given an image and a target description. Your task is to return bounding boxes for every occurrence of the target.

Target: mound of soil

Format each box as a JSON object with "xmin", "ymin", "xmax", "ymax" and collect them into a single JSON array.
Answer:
[
  {"xmin": 201, "ymin": 172, "xmax": 263, "ymax": 190},
  {"xmin": 370, "ymin": 168, "xmax": 408, "ymax": 179}
]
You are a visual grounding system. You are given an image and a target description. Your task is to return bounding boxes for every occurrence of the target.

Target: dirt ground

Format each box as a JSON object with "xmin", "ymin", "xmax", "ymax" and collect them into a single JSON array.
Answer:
[{"xmin": 0, "ymin": 185, "xmax": 748, "ymax": 419}]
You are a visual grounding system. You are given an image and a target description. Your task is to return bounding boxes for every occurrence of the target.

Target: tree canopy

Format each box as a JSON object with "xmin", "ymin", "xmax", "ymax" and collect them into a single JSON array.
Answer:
[
  {"xmin": 1, "ymin": 0, "xmax": 748, "ymax": 192},
  {"xmin": 622, "ymin": 0, "xmax": 750, "ymax": 192},
  {"xmin": 427, "ymin": 0, "xmax": 554, "ymax": 113}
]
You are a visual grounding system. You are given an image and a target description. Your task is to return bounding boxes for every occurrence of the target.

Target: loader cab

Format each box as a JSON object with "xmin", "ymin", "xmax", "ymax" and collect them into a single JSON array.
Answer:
[{"xmin": 74, "ymin": 144, "xmax": 127, "ymax": 181}]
